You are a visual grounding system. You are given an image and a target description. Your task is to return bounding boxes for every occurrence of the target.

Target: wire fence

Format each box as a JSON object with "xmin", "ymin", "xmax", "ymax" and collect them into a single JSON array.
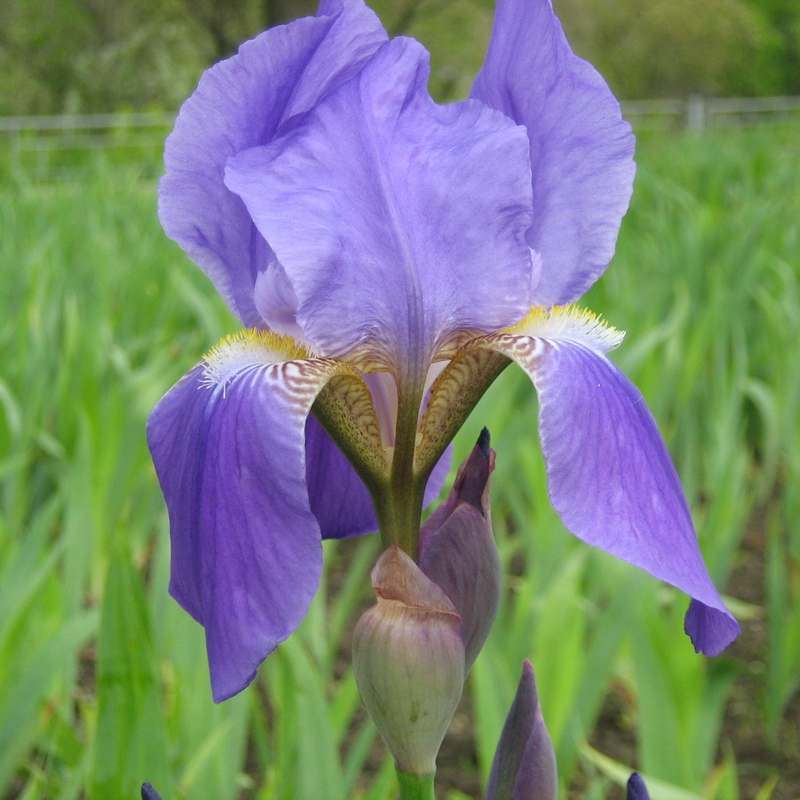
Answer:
[
  {"xmin": 2, "ymin": 96, "xmax": 800, "ymax": 180},
  {"xmin": 622, "ymin": 95, "xmax": 800, "ymax": 131},
  {"xmin": 0, "ymin": 112, "xmax": 174, "ymax": 180}
]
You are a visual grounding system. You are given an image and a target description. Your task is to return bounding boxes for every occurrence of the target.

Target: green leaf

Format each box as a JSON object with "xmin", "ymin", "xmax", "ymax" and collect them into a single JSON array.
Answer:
[
  {"xmin": 0, "ymin": 611, "xmax": 96, "ymax": 795},
  {"xmin": 91, "ymin": 555, "xmax": 172, "ymax": 799},
  {"xmin": 580, "ymin": 745, "xmax": 704, "ymax": 800}
]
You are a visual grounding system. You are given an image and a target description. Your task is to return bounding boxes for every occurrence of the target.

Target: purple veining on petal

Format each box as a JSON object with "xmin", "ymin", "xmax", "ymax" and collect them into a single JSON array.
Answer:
[
  {"xmin": 147, "ymin": 363, "xmax": 325, "ymax": 701},
  {"xmin": 225, "ymin": 36, "xmax": 534, "ymax": 375},
  {"xmin": 159, "ymin": 0, "xmax": 388, "ymax": 326},
  {"xmin": 472, "ymin": 0, "xmax": 635, "ymax": 305},
  {"xmin": 511, "ymin": 335, "xmax": 739, "ymax": 654}
]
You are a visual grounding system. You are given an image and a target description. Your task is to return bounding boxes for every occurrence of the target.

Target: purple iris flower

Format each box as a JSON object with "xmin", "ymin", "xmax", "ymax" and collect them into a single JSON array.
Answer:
[{"xmin": 148, "ymin": 0, "xmax": 739, "ymax": 702}]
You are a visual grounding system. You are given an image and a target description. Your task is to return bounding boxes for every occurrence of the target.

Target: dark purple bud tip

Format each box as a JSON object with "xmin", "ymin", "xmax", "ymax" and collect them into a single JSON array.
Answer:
[
  {"xmin": 418, "ymin": 435, "xmax": 500, "ymax": 670},
  {"xmin": 141, "ymin": 783, "xmax": 163, "ymax": 800},
  {"xmin": 627, "ymin": 773, "xmax": 650, "ymax": 800},
  {"xmin": 453, "ymin": 429, "xmax": 494, "ymax": 515},
  {"xmin": 477, "ymin": 427, "xmax": 491, "ymax": 458}
]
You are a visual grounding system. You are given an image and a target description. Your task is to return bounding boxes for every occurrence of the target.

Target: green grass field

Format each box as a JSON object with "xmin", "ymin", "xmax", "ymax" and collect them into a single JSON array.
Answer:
[{"xmin": 1, "ymin": 127, "xmax": 798, "ymax": 800}]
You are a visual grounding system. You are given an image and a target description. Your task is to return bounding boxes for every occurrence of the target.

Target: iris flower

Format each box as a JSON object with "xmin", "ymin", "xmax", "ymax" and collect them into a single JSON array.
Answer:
[{"xmin": 148, "ymin": 0, "xmax": 739, "ymax": 702}]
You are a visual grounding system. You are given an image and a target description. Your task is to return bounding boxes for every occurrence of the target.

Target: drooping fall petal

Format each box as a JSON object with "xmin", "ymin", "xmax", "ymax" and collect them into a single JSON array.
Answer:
[
  {"xmin": 477, "ymin": 307, "xmax": 739, "ymax": 655},
  {"xmin": 146, "ymin": 333, "xmax": 369, "ymax": 701},
  {"xmin": 472, "ymin": 0, "xmax": 635, "ymax": 305}
]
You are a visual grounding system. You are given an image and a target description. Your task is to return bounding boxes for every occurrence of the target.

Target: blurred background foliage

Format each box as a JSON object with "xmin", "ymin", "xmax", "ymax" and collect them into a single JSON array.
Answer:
[
  {"xmin": 2, "ymin": 127, "xmax": 799, "ymax": 800},
  {"xmin": 1, "ymin": 0, "xmax": 800, "ymax": 115}
]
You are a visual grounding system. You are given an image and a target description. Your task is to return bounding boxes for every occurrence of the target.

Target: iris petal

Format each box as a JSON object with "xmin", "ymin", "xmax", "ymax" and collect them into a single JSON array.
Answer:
[
  {"xmin": 224, "ymin": 36, "xmax": 534, "ymax": 376},
  {"xmin": 305, "ymin": 414, "xmax": 378, "ymax": 540},
  {"xmin": 472, "ymin": 0, "xmax": 636, "ymax": 305},
  {"xmin": 478, "ymin": 312, "xmax": 739, "ymax": 655},
  {"xmin": 147, "ymin": 340, "xmax": 363, "ymax": 701},
  {"xmin": 159, "ymin": 0, "xmax": 387, "ymax": 326}
]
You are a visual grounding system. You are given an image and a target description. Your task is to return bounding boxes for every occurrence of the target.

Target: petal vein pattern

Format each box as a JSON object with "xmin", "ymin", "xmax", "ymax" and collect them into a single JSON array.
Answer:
[
  {"xmin": 158, "ymin": 0, "xmax": 388, "ymax": 326},
  {"xmin": 474, "ymin": 306, "xmax": 739, "ymax": 655},
  {"xmin": 224, "ymin": 36, "xmax": 535, "ymax": 377},
  {"xmin": 471, "ymin": 0, "xmax": 636, "ymax": 305},
  {"xmin": 146, "ymin": 336, "xmax": 373, "ymax": 702}
]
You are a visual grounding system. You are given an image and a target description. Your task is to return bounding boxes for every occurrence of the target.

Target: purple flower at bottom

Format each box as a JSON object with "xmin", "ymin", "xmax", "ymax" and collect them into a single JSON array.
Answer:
[
  {"xmin": 141, "ymin": 783, "xmax": 163, "ymax": 800},
  {"xmin": 148, "ymin": 0, "xmax": 739, "ymax": 702},
  {"xmin": 487, "ymin": 660, "xmax": 557, "ymax": 800},
  {"xmin": 627, "ymin": 773, "xmax": 651, "ymax": 800}
]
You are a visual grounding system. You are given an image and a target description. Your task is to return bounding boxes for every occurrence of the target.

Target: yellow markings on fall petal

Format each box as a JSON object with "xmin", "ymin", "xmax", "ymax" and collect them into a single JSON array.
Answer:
[
  {"xmin": 314, "ymin": 373, "xmax": 390, "ymax": 483},
  {"xmin": 502, "ymin": 305, "xmax": 625, "ymax": 354},
  {"xmin": 415, "ymin": 346, "xmax": 511, "ymax": 476},
  {"xmin": 414, "ymin": 307, "xmax": 624, "ymax": 476},
  {"xmin": 201, "ymin": 329, "xmax": 390, "ymax": 481},
  {"xmin": 201, "ymin": 329, "xmax": 312, "ymax": 389}
]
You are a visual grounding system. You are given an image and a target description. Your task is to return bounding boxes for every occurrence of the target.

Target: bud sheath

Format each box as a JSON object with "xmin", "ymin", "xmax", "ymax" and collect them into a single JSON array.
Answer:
[{"xmin": 353, "ymin": 546, "xmax": 466, "ymax": 776}]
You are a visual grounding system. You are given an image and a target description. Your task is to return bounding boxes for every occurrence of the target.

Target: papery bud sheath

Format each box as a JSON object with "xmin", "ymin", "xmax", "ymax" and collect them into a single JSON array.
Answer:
[{"xmin": 353, "ymin": 545, "xmax": 466, "ymax": 776}]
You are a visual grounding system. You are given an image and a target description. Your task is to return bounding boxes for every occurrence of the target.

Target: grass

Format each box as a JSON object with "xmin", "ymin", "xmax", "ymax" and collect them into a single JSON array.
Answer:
[{"xmin": 0, "ymin": 126, "xmax": 798, "ymax": 800}]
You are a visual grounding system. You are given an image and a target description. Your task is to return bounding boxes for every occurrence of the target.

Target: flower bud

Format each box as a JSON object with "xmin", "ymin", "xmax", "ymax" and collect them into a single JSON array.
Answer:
[
  {"xmin": 486, "ymin": 660, "xmax": 557, "ymax": 800},
  {"xmin": 419, "ymin": 428, "xmax": 501, "ymax": 670},
  {"xmin": 141, "ymin": 783, "xmax": 163, "ymax": 800},
  {"xmin": 627, "ymin": 773, "xmax": 650, "ymax": 800},
  {"xmin": 353, "ymin": 545, "xmax": 466, "ymax": 776}
]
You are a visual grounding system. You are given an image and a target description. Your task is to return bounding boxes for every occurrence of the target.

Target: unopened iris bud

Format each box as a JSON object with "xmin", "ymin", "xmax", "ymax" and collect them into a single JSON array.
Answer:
[
  {"xmin": 418, "ymin": 428, "xmax": 501, "ymax": 670},
  {"xmin": 627, "ymin": 773, "xmax": 650, "ymax": 800},
  {"xmin": 353, "ymin": 545, "xmax": 466, "ymax": 776},
  {"xmin": 141, "ymin": 783, "xmax": 163, "ymax": 800},
  {"xmin": 486, "ymin": 660, "xmax": 557, "ymax": 800}
]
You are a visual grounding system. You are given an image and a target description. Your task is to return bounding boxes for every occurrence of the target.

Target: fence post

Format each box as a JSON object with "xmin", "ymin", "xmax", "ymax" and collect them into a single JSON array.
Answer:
[{"xmin": 685, "ymin": 94, "xmax": 706, "ymax": 130}]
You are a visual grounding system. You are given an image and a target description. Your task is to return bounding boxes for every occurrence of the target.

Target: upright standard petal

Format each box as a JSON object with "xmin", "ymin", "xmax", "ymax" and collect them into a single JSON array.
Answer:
[
  {"xmin": 146, "ymin": 332, "xmax": 366, "ymax": 701},
  {"xmin": 225, "ymin": 37, "xmax": 534, "ymax": 377},
  {"xmin": 471, "ymin": 0, "xmax": 636, "ymax": 305},
  {"xmin": 476, "ymin": 307, "xmax": 739, "ymax": 655},
  {"xmin": 159, "ymin": 0, "xmax": 388, "ymax": 326}
]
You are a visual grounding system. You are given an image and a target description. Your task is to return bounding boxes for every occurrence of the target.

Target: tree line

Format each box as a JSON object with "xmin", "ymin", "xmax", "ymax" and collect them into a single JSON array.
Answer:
[{"xmin": 1, "ymin": 0, "xmax": 798, "ymax": 115}]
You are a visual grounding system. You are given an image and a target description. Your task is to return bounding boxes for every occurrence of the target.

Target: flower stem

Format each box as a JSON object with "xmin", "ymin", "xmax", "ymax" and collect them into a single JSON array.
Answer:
[
  {"xmin": 379, "ymin": 378, "xmax": 426, "ymax": 559},
  {"xmin": 396, "ymin": 770, "xmax": 436, "ymax": 800}
]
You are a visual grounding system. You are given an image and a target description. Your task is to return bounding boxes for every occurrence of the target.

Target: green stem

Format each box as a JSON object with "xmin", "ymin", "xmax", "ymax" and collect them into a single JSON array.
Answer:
[
  {"xmin": 396, "ymin": 770, "xmax": 436, "ymax": 800},
  {"xmin": 374, "ymin": 377, "xmax": 426, "ymax": 558}
]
